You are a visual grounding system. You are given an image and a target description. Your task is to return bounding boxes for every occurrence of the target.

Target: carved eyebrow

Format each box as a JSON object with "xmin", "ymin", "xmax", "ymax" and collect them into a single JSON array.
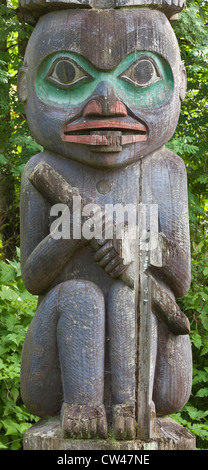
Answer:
[
  {"xmin": 114, "ymin": 52, "xmax": 163, "ymax": 75},
  {"xmin": 39, "ymin": 52, "xmax": 97, "ymax": 77},
  {"xmin": 39, "ymin": 51, "xmax": 167, "ymax": 82}
]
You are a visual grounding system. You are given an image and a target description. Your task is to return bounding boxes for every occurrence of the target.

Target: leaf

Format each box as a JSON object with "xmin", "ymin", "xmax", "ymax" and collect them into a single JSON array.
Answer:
[
  {"xmin": 200, "ymin": 337, "xmax": 208, "ymax": 356},
  {"xmin": 193, "ymin": 240, "xmax": 204, "ymax": 254},
  {"xmin": 10, "ymin": 386, "xmax": 19, "ymax": 402},
  {"xmin": 7, "ymin": 259, "xmax": 21, "ymax": 277},
  {"xmin": 11, "ymin": 163, "xmax": 26, "ymax": 176},
  {"xmin": 197, "ymin": 175, "xmax": 208, "ymax": 184},
  {"xmin": 0, "ymin": 153, "xmax": 8, "ymax": 165},
  {"xmin": 16, "ymin": 247, "xmax": 20, "ymax": 259},
  {"xmin": 200, "ymin": 311, "xmax": 208, "ymax": 331},
  {"xmin": 0, "ymin": 440, "xmax": 9, "ymax": 450},
  {"xmin": 196, "ymin": 387, "xmax": 208, "ymax": 398},
  {"xmin": 191, "ymin": 332, "xmax": 202, "ymax": 349},
  {"xmin": 0, "ymin": 285, "xmax": 19, "ymax": 301},
  {"xmin": 203, "ymin": 267, "xmax": 208, "ymax": 276},
  {"xmin": 0, "ymin": 262, "xmax": 16, "ymax": 282},
  {"xmin": 1, "ymin": 419, "xmax": 20, "ymax": 436},
  {"xmin": 198, "ymin": 291, "xmax": 208, "ymax": 301},
  {"xmin": 190, "ymin": 423, "xmax": 208, "ymax": 440},
  {"xmin": 185, "ymin": 405, "xmax": 200, "ymax": 420},
  {"xmin": 192, "ymin": 368, "xmax": 208, "ymax": 385},
  {"xmin": 10, "ymin": 440, "xmax": 22, "ymax": 450},
  {"xmin": 6, "ymin": 333, "xmax": 22, "ymax": 346}
]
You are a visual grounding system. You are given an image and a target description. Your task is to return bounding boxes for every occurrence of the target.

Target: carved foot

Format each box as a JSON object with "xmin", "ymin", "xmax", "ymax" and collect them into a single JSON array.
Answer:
[
  {"xmin": 61, "ymin": 403, "xmax": 108, "ymax": 439},
  {"xmin": 113, "ymin": 404, "xmax": 136, "ymax": 440}
]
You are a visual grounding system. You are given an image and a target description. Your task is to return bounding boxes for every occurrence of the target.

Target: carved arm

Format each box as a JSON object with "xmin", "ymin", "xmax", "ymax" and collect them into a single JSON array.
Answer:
[
  {"xmin": 149, "ymin": 233, "xmax": 191, "ymax": 298},
  {"xmin": 20, "ymin": 163, "xmax": 85, "ymax": 295},
  {"xmin": 26, "ymin": 162, "xmax": 129, "ymax": 293}
]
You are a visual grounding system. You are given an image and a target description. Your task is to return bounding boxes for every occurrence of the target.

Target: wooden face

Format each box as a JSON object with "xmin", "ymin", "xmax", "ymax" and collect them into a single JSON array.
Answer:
[{"xmin": 20, "ymin": 9, "xmax": 183, "ymax": 169}]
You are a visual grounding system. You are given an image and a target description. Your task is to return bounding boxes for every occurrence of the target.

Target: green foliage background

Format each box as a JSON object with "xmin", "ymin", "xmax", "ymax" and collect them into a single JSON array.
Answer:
[{"xmin": 0, "ymin": 0, "xmax": 208, "ymax": 450}]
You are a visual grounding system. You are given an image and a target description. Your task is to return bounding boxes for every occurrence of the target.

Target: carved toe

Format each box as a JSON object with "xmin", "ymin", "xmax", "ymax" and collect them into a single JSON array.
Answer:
[
  {"xmin": 113, "ymin": 404, "xmax": 136, "ymax": 440},
  {"xmin": 61, "ymin": 403, "xmax": 107, "ymax": 439}
]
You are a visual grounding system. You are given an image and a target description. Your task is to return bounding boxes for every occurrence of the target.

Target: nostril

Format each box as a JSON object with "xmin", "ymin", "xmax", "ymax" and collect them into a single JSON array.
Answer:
[
  {"xmin": 83, "ymin": 98, "xmax": 128, "ymax": 118},
  {"xmin": 83, "ymin": 100, "xmax": 102, "ymax": 117},
  {"xmin": 110, "ymin": 101, "xmax": 128, "ymax": 117}
]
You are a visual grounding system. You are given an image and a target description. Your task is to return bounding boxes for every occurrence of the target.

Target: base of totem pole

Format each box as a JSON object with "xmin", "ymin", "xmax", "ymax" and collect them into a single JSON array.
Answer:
[{"xmin": 23, "ymin": 417, "xmax": 195, "ymax": 451}]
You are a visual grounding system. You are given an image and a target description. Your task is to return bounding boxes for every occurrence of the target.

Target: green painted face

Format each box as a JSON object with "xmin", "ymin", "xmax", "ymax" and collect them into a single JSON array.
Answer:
[{"xmin": 36, "ymin": 51, "xmax": 173, "ymax": 109}]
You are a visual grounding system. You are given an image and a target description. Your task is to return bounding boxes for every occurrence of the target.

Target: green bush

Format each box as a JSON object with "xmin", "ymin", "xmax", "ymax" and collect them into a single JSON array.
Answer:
[
  {"xmin": 0, "ymin": 248, "xmax": 38, "ymax": 449},
  {"xmin": 170, "ymin": 233, "xmax": 208, "ymax": 449}
]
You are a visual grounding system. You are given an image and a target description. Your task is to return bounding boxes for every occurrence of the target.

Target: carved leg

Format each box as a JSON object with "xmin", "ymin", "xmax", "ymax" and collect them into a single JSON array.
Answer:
[
  {"xmin": 20, "ymin": 285, "xmax": 63, "ymax": 418},
  {"xmin": 153, "ymin": 321, "xmax": 192, "ymax": 415},
  {"xmin": 21, "ymin": 280, "xmax": 107, "ymax": 438},
  {"xmin": 57, "ymin": 280, "xmax": 107, "ymax": 439},
  {"xmin": 107, "ymin": 281, "xmax": 136, "ymax": 440}
]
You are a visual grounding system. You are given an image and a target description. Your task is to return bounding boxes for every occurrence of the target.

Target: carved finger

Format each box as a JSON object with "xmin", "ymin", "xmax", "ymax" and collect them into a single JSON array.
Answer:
[
  {"xmin": 98, "ymin": 248, "xmax": 117, "ymax": 267},
  {"xmin": 94, "ymin": 240, "xmax": 113, "ymax": 261},
  {"xmin": 110, "ymin": 261, "xmax": 130, "ymax": 279},
  {"xmin": 105, "ymin": 255, "xmax": 123, "ymax": 273},
  {"xmin": 96, "ymin": 238, "xmax": 108, "ymax": 247},
  {"xmin": 113, "ymin": 238, "xmax": 122, "ymax": 256}
]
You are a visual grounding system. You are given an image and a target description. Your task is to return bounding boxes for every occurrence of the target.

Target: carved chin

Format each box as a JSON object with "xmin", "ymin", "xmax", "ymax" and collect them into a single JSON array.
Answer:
[{"xmin": 60, "ymin": 140, "xmax": 149, "ymax": 169}]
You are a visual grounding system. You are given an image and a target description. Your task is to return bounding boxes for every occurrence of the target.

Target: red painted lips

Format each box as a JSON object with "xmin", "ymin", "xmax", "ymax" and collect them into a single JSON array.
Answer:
[{"xmin": 62, "ymin": 120, "xmax": 148, "ymax": 148}]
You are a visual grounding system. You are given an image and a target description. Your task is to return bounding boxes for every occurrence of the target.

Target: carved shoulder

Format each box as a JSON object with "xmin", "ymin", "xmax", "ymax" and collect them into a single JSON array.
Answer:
[
  {"xmin": 162, "ymin": 147, "xmax": 187, "ymax": 177},
  {"xmin": 21, "ymin": 152, "xmax": 47, "ymax": 188},
  {"xmin": 148, "ymin": 146, "xmax": 187, "ymax": 176}
]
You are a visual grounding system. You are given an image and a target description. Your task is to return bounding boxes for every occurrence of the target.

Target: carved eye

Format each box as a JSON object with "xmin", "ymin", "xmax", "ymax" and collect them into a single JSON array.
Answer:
[
  {"xmin": 46, "ymin": 58, "xmax": 92, "ymax": 89},
  {"xmin": 119, "ymin": 58, "xmax": 162, "ymax": 88}
]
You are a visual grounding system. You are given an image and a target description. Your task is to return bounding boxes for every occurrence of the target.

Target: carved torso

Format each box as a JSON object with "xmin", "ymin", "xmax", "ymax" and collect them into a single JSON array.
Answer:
[{"xmin": 21, "ymin": 145, "xmax": 190, "ymax": 297}]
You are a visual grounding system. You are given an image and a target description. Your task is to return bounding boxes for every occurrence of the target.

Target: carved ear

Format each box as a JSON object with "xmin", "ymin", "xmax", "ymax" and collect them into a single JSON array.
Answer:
[
  {"xmin": 17, "ymin": 66, "xmax": 28, "ymax": 103},
  {"xmin": 179, "ymin": 62, "xmax": 187, "ymax": 102}
]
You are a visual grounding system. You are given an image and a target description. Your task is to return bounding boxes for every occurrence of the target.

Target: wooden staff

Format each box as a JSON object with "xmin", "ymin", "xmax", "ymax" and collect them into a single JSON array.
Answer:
[{"xmin": 136, "ymin": 204, "xmax": 159, "ymax": 439}]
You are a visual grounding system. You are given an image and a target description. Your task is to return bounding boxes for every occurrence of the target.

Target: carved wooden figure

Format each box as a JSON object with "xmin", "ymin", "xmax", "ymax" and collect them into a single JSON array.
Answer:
[{"xmin": 18, "ymin": 3, "xmax": 192, "ymax": 440}]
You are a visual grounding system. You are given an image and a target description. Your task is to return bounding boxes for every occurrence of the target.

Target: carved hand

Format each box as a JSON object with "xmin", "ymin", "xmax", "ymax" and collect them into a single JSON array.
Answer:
[{"xmin": 92, "ymin": 238, "xmax": 130, "ymax": 279}]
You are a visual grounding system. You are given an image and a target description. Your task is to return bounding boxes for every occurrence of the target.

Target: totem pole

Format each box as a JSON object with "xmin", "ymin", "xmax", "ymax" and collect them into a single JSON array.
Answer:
[{"xmin": 18, "ymin": 0, "xmax": 194, "ymax": 447}]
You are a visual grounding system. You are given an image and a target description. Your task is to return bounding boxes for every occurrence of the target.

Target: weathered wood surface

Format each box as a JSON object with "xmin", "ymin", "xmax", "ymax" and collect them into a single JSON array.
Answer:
[
  {"xmin": 28, "ymin": 159, "xmax": 191, "ymax": 441},
  {"xmin": 18, "ymin": 7, "xmax": 193, "ymax": 443},
  {"xmin": 19, "ymin": 0, "xmax": 185, "ymax": 16},
  {"xmin": 29, "ymin": 160, "xmax": 190, "ymax": 336},
  {"xmin": 23, "ymin": 417, "xmax": 196, "ymax": 450}
]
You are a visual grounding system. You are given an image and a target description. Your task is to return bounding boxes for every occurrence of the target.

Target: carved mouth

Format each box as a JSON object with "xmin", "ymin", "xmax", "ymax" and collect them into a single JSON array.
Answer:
[{"xmin": 62, "ymin": 120, "xmax": 148, "ymax": 152}]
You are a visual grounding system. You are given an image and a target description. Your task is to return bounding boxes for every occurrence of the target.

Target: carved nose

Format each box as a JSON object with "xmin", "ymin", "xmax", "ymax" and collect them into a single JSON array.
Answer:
[
  {"xmin": 83, "ymin": 99, "xmax": 128, "ymax": 117},
  {"xmin": 83, "ymin": 81, "xmax": 128, "ymax": 117}
]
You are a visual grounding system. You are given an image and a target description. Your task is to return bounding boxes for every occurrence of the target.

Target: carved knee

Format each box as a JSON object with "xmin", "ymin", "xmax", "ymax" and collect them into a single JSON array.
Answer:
[
  {"xmin": 20, "ymin": 284, "xmax": 63, "ymax": 418},
  {"xmin": 153, "ymin": 322, "xmax": 192, "ymax": 415}
]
